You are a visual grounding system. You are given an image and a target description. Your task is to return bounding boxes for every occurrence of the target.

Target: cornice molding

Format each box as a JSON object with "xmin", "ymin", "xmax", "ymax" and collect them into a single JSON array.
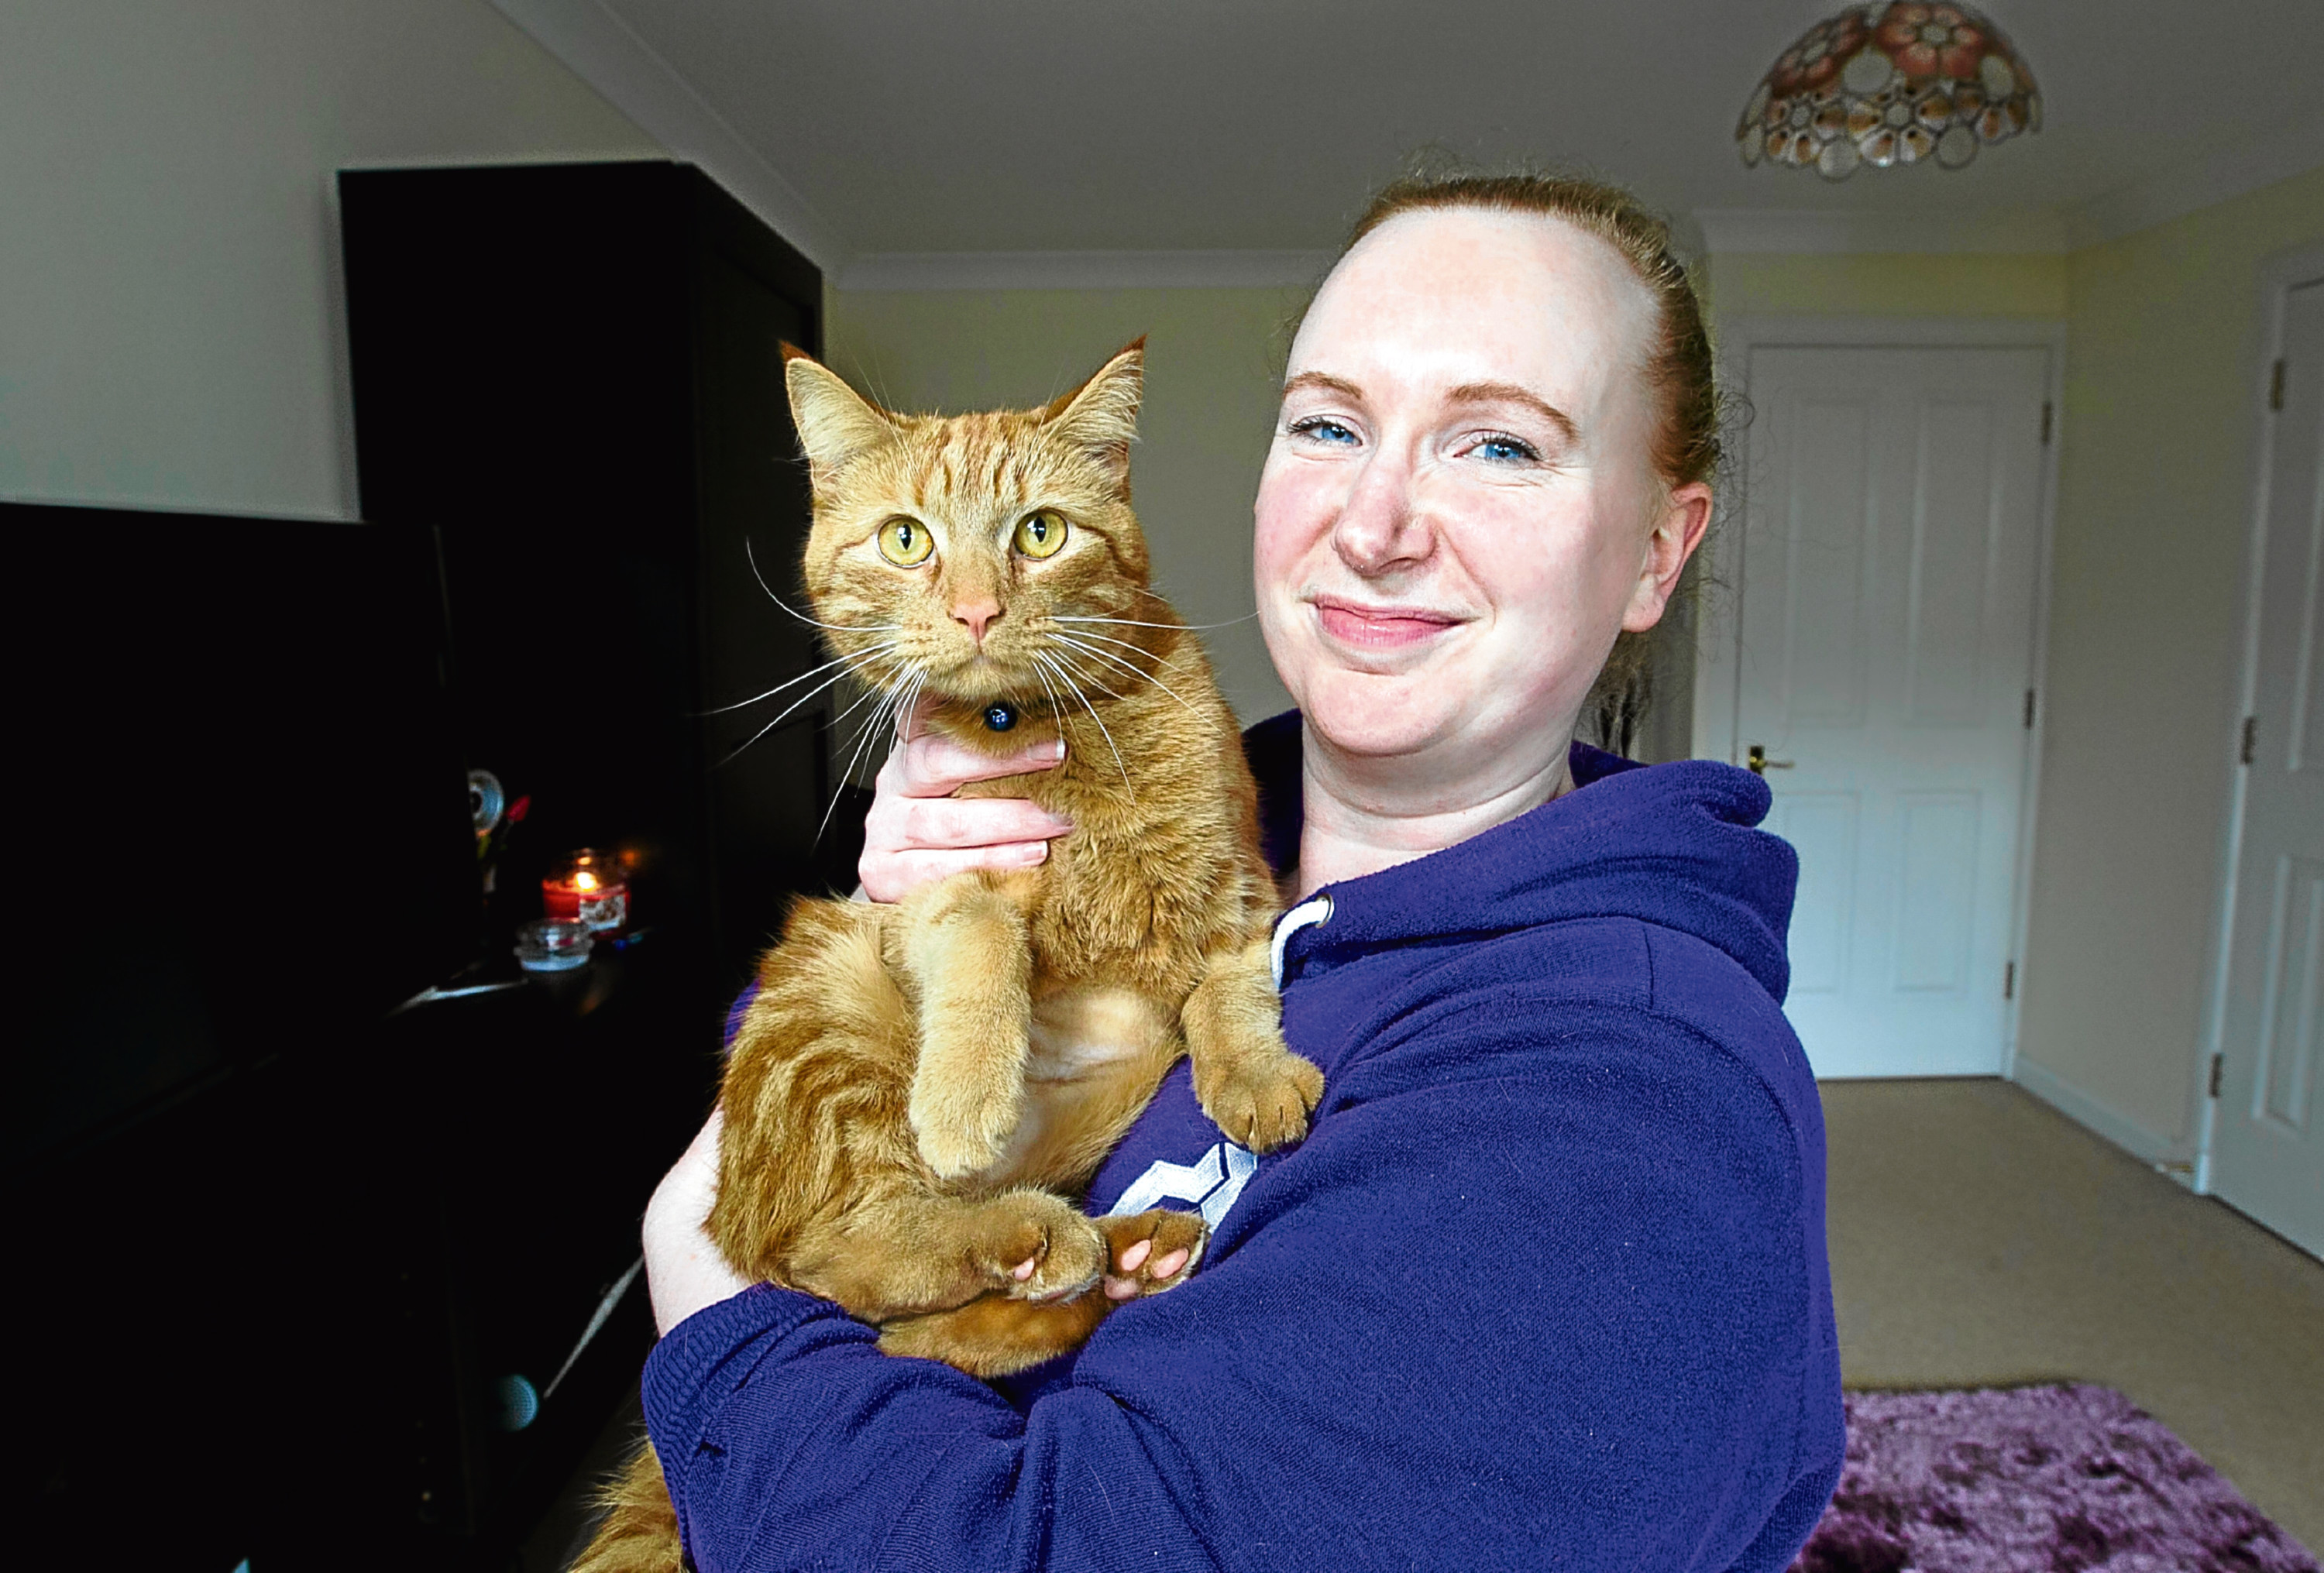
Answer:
[
  {"xmin": 486, "ymin": 0, "xmax": 848, "ymax": 272},
  {"xmin": 2063, "ymin": 115, "xmax": 2324, "ymax": 250},
  {"xmin": 835, "ymin": 249, "xmax": 1334, "ymax": 294}
]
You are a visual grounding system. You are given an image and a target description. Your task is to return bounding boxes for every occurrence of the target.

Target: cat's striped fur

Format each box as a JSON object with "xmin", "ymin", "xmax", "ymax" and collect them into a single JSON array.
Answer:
[{"xmin": 573, "ymin": 342, "xmax": 1320, "ymax": 1573}]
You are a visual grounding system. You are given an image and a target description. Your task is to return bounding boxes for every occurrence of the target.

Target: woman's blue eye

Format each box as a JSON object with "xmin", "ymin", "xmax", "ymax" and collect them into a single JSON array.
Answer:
[
  {"xmin": 1291, "ymin": 417, "xmax": 1359, "ymax": 445},
  {"xmin": 1476, "ymin": 436, "xmax": 1539, "ymax": 462}
]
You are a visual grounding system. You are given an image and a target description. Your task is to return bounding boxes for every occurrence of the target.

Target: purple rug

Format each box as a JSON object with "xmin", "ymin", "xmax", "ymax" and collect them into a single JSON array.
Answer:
[{"xmin": 1787, "ymin": 1384, "xmax": 2317, "ymax": 1573}]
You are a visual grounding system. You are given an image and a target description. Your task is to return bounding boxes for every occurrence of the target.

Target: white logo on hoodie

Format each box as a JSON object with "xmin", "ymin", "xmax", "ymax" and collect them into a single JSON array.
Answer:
[{"xmin": 1105, "ymin": 1142, "xmax": 1257, "ymax": 1229}]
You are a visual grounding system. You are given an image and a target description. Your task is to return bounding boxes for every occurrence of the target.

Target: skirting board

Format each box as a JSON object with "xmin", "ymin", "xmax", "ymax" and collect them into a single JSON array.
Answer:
[{"xmin": 2011, "ymin": 1056, "xmax": 2189, "ymax": 1180}]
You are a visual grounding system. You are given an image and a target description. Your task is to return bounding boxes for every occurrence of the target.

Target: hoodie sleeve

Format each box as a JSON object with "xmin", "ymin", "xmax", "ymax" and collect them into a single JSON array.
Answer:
[{"xmin": 641, "ymin": 995, "xmax": 1836, "ymax": 1573}]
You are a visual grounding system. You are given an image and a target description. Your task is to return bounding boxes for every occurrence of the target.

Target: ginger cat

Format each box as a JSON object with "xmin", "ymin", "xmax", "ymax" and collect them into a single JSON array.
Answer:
[{"xmin": 575, "ymin": 342, "xmax": 1322, "ymax": 1573}]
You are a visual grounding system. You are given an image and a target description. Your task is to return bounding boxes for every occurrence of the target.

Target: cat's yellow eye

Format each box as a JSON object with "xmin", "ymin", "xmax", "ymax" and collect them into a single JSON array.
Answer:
[
  {"xmin": 876, "ymin": 517, "xmax": 934, "ymax": 567},
  {"xmin": 1013, "ymin": 510, "xmax": 1068, "ymax": 560}
]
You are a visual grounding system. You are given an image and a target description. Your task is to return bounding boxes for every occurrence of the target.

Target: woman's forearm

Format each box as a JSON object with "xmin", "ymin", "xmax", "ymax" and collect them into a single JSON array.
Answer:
[{"xmin": 644, "ymin": 1108, "xmax": 752, "ymax": 1335}]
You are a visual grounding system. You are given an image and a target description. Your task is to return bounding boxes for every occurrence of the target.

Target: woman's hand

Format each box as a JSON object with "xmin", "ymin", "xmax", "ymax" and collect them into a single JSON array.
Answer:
[
  {"xmin": 858, "ymin": 695, "xmax": 1071, "ymax": 902},
  {"xmin": 644, "ymin": 1107, "xmax": 750, "ymax": 1335}
]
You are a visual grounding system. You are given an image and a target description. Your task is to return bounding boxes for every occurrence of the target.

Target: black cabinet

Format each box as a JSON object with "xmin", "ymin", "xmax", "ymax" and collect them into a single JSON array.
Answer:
[
  {"xmin": 334, "ymin": 160, "xmax": 847, "ymax": 1565},
  {"xmin": 339, "ymin": 159, "xmax": 846, "ymax": 990}
]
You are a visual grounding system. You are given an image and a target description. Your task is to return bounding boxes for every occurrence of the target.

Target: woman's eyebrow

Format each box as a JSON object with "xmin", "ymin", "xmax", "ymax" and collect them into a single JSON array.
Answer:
[
  {"xmin": 1445, "ymin": 381, "xmax": 1578, "ymax": 445},
  {"xmin": 1281, "ymin": 371, "xmax": 1365, "ymax": 402}
]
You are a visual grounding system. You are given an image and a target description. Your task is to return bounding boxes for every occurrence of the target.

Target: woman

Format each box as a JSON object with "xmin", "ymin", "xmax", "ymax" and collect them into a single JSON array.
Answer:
[{"xmin": 638, "ymin": 173, "xmax": 1844, "ymax": 1571}]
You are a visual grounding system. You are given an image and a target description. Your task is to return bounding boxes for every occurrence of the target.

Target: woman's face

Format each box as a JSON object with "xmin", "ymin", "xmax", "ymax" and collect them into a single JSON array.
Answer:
[{"xmin": 1254, "ymin": 207, "xmax": 1708, "ymax": 799}]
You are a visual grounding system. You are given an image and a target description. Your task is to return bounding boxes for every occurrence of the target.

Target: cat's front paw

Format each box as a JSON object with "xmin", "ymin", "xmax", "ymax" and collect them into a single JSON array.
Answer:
[
  {"xmin": 1195, "ymin": 1048, "xmax": 1324, "ymax": 1153},
  {"xmin": 974, "ymin": 1193, "xmax": 1106, "ymax": 1303},
  {"xmin": 1099, "ymin": 1209, "xmax": 1208, "ymax": 1300},
  {"xmin": 910, "ymin": 1077, "xmax": 1023, "ymax": 1180}
]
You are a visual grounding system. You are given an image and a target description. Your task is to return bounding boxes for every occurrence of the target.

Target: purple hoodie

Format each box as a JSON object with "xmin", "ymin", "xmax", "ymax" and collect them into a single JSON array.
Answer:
[{"xmin": 645, "ymin": 713, "xmax": 1843, "ymax": 1571}]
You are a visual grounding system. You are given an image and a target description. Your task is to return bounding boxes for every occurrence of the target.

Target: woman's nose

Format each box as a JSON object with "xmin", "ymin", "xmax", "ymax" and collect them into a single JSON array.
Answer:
[{"xmin": 1331, "ymin": 452, "xmax": 1433, "ymax": 575}]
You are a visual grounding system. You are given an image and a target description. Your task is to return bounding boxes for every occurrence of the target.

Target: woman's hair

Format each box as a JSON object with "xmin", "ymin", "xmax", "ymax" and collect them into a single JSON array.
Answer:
[{"xmin": 1329, "ymin": 169, "xmax": 1725, "ymax": 755}]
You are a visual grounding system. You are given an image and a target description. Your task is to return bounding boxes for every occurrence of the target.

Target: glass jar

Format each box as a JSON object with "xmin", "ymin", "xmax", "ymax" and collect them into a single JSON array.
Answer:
[
  {"xmin": 541, "ymin": 847, "xmax": 630, "ymax": 933},
  {"xmin": 513, "ymin": 918, "xmax": 593, "ymax": 973}
]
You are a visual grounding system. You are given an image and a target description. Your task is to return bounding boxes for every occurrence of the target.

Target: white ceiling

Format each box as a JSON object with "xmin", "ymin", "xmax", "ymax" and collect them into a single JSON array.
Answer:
[{"xmin": 500, "ymin": 0, "xmax": 2324, "ymax": 273}]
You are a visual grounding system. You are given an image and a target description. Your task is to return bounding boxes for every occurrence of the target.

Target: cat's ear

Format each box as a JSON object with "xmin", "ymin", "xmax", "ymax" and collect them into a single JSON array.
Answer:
[
  {"xmin": 782, "ymin": 345, "xmax": 896, "ymax": 484},
  {"xmin": 1042, "ymin": 338, "xmax": 1145, "ymax": 490}
]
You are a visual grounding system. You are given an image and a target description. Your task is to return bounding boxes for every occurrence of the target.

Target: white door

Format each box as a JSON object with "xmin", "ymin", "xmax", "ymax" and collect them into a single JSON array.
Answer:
[
  {"xmin": 1733, "ymin": 345, "xmax": 2050, "ymax": 1078},
  {"xmin": 2212, "ymin": 272, "xmax": 2324, "ymax": 1259}
]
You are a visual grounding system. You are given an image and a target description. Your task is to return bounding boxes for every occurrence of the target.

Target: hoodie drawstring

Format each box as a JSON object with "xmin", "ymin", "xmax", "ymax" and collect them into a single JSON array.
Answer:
[{"xmin": 1270, "ymin": 895, "xmax": 1333, "ymax": 991}]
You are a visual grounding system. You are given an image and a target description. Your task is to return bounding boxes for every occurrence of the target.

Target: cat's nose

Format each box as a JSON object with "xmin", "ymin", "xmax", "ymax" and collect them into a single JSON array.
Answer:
[{"xmin": 951, "ymin": 596, "xmax": 1002, "ymax": 644}]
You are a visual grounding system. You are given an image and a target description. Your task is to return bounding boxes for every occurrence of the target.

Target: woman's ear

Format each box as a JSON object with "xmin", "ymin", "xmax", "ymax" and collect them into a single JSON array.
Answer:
[
  {"xmin": 782, "ymin": 345, "xmax": 896, "ymax": 488},
  {"xmin": 1043, "ymin": 338, "xmax": 1146, "ymax": 492},
  {"xmin": 1621, "ymin": 481, "xmax": 1714, "ymax": 633}
]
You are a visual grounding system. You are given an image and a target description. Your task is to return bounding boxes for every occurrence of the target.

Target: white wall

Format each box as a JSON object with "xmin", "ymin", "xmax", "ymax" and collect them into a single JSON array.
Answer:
[
  {"xmin": 0, "ymin": 0, "xmax": 660, "ymax": 520},
  {"xmin": 2018, "ymin": 167, "xmax": 2324, "ymax": 1159}
]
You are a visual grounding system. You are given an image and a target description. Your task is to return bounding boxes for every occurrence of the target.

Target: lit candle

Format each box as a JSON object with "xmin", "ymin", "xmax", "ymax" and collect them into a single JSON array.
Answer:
[{"xmin": 542, "ymin": 849, "xmax": 630, "ymax": 932}]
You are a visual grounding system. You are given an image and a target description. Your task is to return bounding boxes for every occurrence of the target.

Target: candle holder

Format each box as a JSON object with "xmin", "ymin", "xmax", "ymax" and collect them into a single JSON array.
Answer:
[
  {"xmin": 542, "ymin": 848, "xmax": 630, "ymax": 933},
  {"xmin": 513, "ymin": 918, "xmax": 593, "ymax": 973}
]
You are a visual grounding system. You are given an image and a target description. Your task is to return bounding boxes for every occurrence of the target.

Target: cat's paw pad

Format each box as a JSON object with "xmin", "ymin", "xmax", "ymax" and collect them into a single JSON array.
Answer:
[
  {"xmin": 909, "ymin": 1081, "xmax": 1023, "ymax": 1180},
  {"xmin": 1099, "ymin": 1209, "xmax": 1208, "ymax": 1300},
  {"xmin": 978, "ymin": 1198, "xmax": 1105, "ymax": 1303},
  {"xmin": 1195, "ymin": 1049, "xmax": 1324, "ymax": 1153}
]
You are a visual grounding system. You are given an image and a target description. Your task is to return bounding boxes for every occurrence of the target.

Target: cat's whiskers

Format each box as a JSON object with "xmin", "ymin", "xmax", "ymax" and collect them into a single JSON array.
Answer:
[
  {"xmin": 1056, "ymin": 612, "xmax": 1258, "ymax": 632},
  {"xmin": 851, "ymin": 658, "xmax": 920, "ymax": 773},
  {"xmin": 826, "ymin": 655, "xmax": 907, "ymax": 740},
  {"xmin": 748, "ymin": 537, "xmax": 900, "ymax": 634},
  {"xmin": 873, "ymin": 666, "xmax": 927, "ymax": 771},
  {"xmin": 1047, "ymin": 636, "xmax": 1152, "ymax": 693},
  {"xmin": 1047, "ymin": 633, "xmax": 1217, "ymax": 732},
  {"xmin": 700, "ymin": 642, "xmax": 901, "ymax": 717},
  {"xmin": 1027, "ymin": 655, "xmax": 1071, "ymax": 742},
  {"xmin": 715, "ymin": 642, "xmax": 905, "ymax": 768},
  {"xmin": 1033, "ymin": 651, "xmax": 1133, "ymax": 799},
  {"xmin": 1044, "ymin": 647, "xmax": 1129, "ymax": 705},
  {"xmin": 1041, "ymin": 626, "xmax": 1192, "ymax": 673},
  {"xmin": 817, "ymin": 658, "xmax": 920, "ymax": 847},
  {"xmin": 1133, "ymin": 585, "xmax": 1252, "ymax": 622}
]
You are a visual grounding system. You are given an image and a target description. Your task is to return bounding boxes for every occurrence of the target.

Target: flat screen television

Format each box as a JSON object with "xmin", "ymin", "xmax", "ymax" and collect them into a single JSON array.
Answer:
[{"xmin": 12, "ymin": 500, "xmax": 476, "ymax": 1163}]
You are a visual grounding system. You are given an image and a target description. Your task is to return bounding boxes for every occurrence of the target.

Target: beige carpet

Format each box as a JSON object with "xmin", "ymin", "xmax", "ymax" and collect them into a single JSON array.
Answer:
[{"xmin": 1820, "ymin": 1076, "xmax": 2323, "ymax": 1551}]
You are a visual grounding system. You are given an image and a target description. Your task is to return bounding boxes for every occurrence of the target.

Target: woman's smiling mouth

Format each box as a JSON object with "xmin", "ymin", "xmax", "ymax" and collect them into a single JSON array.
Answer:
[{"xmin": 1310, "ymin": 595, "xmax": 1467, "ymax": 650}]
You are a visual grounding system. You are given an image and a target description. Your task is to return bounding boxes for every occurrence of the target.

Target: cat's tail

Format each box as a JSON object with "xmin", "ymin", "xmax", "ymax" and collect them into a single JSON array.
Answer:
[{"xmin": 568, "ymin": 1440, "xmax": 684, "ymax": 1573}]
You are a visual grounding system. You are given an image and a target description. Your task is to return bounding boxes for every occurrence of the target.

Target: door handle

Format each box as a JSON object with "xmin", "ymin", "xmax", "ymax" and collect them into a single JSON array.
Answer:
[{"xmin": 1747, "ymin": 744, "xmax": 1794, "ymax": 775}]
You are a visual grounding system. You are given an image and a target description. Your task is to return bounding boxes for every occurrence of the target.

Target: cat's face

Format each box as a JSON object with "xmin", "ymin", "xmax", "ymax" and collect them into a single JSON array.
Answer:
[{"xmin": 783, "ymin": 344, "xmax": 1156, "ymax": 711}]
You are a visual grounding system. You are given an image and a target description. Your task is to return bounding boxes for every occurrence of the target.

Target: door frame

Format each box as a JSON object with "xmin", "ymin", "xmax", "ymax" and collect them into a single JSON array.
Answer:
[
  {"xmin": 1695, "ymin": 315, "xmax": 2068, "ymax": 1079},
  {"xmin": 2193, "ymin": 243, "xmax": 2324, "ymax": 1197}
]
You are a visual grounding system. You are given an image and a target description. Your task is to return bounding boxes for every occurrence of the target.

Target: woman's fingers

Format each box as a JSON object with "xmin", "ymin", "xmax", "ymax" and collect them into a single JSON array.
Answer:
[
  {"xmin": 858, "ymin": 693, "xmax": 1071, "ymax": 903},
  {"xmin": 858, "ymin": 809, "xmax": 1066, "ymax": 902},
  {"xmin": 889, "ymin": 726, "xmax": 1066, "ymax": 796},
  {"xmin": 864, "ymin": 844, "xmax": 1051, "ymax": 902},
  {"xmin": 860, "ymin": 818, "xmax": 1064, "ymax": 902},
  {"xmin": 875, "ymin": 794, "xmax": 1074, "ymax": 851}
]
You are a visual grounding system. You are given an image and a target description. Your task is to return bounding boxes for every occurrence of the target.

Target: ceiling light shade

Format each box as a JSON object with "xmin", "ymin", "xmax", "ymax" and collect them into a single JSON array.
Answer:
[{"xmin": 1737, "ymin": 2, "xmax": 2040, "ymax": 180}]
